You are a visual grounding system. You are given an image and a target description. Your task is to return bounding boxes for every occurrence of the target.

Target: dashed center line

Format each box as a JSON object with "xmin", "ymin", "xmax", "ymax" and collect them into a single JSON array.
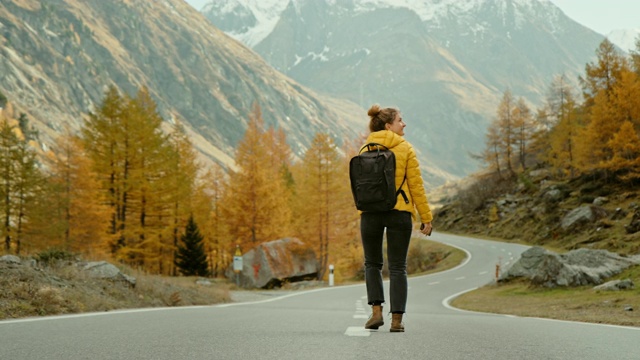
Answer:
[{"xmin": 345, "ymin": 326, "xmax": 371, "ymax": 337}]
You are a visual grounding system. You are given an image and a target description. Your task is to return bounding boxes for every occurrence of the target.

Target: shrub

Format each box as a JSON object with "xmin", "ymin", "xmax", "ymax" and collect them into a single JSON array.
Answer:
[
  {"xmin": 457, "ymin": 173, "xmax": 513, "ymax": 213},
  {"xmin": 36, "ymin": 249, "xmax": 76, "ymax": 265}
]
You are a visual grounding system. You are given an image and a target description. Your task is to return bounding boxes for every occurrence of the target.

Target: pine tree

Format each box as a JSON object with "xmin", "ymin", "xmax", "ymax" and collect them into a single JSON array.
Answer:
[
  {"xmin": 175, "ymin": 215, "xmax": 209, "ymax": 277},
  {"xmin": 166, "ymin": 121, "xmax": 200, "ymax": 275},
  {"xmin": 194, "ymin": 165, "xmax": 229, "ymax": 277}
]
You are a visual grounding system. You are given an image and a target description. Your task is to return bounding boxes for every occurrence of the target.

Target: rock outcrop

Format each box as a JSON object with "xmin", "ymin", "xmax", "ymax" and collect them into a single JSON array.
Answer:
[
  {"xmin": 500, "ymin": 246, "xmax": 640, "ymax": 287},
  {"xmin": 226, "ymin": 238, "xmax": 319, "ymax": 289}
]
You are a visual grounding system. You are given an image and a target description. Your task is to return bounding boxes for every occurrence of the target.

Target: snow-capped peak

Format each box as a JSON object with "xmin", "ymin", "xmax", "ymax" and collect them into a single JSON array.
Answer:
[{"xmin": 203, "ymin": 0, "xmax": 560, "ymax": 47}]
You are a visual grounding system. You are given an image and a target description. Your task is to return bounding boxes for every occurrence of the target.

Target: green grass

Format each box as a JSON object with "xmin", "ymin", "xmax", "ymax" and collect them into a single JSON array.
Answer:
[{"xmin": 451, "ymin": 266, "xmax": 640, "ymax": 327}]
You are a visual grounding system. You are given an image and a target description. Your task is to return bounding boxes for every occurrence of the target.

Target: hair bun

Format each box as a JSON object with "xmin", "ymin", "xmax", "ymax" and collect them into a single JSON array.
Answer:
[{"xmin": 367, "ymin": 104, "xmax": 381, "ymax": 117}]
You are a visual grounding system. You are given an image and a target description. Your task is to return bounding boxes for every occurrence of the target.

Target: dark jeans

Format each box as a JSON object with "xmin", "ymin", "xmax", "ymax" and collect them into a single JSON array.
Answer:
[{"xmin": 361, "ymin": 210, "xmax": 412, "ymax": 314}]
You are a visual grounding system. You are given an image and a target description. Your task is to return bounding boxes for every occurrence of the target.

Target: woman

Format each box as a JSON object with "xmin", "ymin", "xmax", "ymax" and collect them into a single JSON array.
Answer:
[{"xmin": 360, "ymin": 104, "xmax": 433, "ymax": 333}]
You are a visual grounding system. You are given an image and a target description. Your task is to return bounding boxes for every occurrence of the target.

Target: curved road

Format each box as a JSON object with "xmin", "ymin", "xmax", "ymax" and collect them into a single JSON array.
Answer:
[{"xmin": 1, "ymin": 232, "xmax": 638, "ymax": 359}]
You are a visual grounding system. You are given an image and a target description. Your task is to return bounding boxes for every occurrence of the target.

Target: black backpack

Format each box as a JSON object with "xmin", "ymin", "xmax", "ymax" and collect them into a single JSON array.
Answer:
[{"xmin": 349, "ymin": 143, "xmax": 408, "ymax": 212}]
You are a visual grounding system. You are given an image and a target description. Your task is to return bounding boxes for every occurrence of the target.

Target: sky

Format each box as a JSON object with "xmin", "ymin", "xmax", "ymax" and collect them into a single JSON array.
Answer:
[
  {"xmin": 549, "ymin": 0, "xmax": 640, "ymax": 35},
  {"xmin": 185, "ymin": 0, "xmax": 640, "ymax": 35}
]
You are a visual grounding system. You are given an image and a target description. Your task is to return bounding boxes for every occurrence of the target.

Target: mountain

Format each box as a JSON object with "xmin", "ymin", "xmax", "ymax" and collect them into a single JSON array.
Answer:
[
  {"xmin": 202, "ymin": 0, "xmax": 606, "ymax": 182},
  {"xmin": 0, "ymin": 0, "xmax": 363, "ymax": 170}
]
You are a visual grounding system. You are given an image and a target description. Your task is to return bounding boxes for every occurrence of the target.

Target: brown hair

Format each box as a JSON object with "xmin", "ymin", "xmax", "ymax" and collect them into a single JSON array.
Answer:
[{"xmin": 367, "ymin": 104, "xmax": 399, "ymax": 132}]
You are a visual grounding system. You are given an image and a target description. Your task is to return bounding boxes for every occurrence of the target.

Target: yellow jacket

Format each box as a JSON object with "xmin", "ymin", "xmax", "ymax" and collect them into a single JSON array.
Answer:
[{"xmin": 361, "ymin": 130, "xmax": 433, "ymax": 224}]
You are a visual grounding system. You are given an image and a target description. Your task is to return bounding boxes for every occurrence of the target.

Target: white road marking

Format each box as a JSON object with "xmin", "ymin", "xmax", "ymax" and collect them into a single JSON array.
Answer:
[
  {"xmin": 345, "ymin": 326, "xmax": 371, "ymax": 336},
  {"xmin": 478, "ymin": 271, "xmax": 488, "ymax": 275},
  {"xmin": 428, "ymin": 281, "xmax": 440, "ymax": 285},
  {"xmin": 455, "ymin": 277, "xmax": 465, "ymax": 280}
]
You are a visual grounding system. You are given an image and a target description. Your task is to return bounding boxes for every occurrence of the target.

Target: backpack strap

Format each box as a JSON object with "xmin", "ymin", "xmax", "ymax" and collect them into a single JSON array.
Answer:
[
  {"xmin": 359, "ymin": 143, "xmax": 388, "ymax": 154},
  {"xmin": 397, "ymin": 175, "xmax": 409, "ymax": 204}
]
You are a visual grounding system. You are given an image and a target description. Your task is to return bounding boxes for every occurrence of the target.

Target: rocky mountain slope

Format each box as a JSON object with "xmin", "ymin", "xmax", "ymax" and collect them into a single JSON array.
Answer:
[
  {"xmin": 0, "ymin": 0, "xmax": 364, "ymax": 170},
  {"xmin": 433, "ymin": 170, "xmax": 640, "ymax": 257},
  {"xmin": 202, "ymin": 0, "xmax": 606, "ymax": 183}
]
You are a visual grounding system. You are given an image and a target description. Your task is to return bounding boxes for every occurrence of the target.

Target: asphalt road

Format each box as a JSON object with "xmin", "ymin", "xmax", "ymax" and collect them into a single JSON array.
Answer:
[{"xmin": 1, "ymin": 232, "xmax": 638, "ymax": 360}]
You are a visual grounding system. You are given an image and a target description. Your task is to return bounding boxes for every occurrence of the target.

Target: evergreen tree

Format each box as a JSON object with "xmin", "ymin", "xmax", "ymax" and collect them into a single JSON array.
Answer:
[
  {"xmin": 175, "ymin": 215, "xmax": 209, "ymax": 276},
  {"xmin": 167, "ymin": 121, "xmax": 200, "ymax": 275}
]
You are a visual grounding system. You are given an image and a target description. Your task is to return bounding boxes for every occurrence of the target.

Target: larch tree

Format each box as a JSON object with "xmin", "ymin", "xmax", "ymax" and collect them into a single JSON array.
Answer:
[
  {"xmin": 46, "ymin": 131, "xmax": 110, "ymax": 256},
  {"xmin": 481, "ymin": 118, "xmax": 502, "ymax": 177},
  {"xmin": 292, "ymin": 133, "xmax": 342, "ymax": 280},
  {"xmin": 631, "ymin": 36, "xmax": 640, "ymax": 76},
  {"xmin": 543, "ymin": 76, "xmax": 581, "ymax": 178},
  {"xmin": 512, "ymin": 97, "xmax": 535, "ymax": 171},
  {"xmin": 605, "ymin": 121, "xmax": 640, "ymax": 181},
  {"xmin": 496, "ymin": 90, "xmax": 516, "ymax": 176},
  {"xmin": 576, "ymin": 68, "xmax": 635, "ymax": 175},
  {"xmin": 221, "ymin": 103, "xmax": 292, "ymax": 250},
  {"xmin": 121, "ymin": 87, "xmax": 175, "ymax": 271},
  {"xmin": 0, "ymin": 119, "xmax": 19, "ymax": 253},
  {"xmin": 580, "ymin": 39, "xmax": 628, "ymax": 108},
  {"xmin": 82, "ymin": 86, "xmax": 176, "ymax": 271},
  {"xmin": 81, "ymin": 85, "xmax": 127, "ymax": 254},
  {"xmin": 0, "ymin": 118, "xmax": 44, "ymax": 254}
]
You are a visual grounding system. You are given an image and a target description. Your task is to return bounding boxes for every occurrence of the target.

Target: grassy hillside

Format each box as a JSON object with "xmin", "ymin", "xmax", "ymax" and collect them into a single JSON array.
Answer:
[{"xmin": 432, "ymin": 169, "xmax": 640, "ymax": 327}]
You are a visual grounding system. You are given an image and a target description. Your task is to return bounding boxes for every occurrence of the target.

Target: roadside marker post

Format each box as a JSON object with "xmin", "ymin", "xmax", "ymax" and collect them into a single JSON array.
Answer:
[
  {"xmin": 233, "ymin": 245, "xmax": 243, "ymax": 287},
  {"xmin": 329, "ymin": 264, "xmax": 334, "ymax": 287}
]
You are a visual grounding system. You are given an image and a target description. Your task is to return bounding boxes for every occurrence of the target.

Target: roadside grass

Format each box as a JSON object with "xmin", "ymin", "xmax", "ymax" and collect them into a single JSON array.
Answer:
[
  {"xmin": 451, "ymin": 266, "xmax": 640, "ymax": 327},
  {"xmin": 0, "ymin": 261, "xmax": 231, "ymax": 320},
  {"xmin": 409, "ymin": 238, "xmax": 467, "ymax": 277},
  {"xmin": 1, "ymin": 239, "xmax": 464, "ymax": 320}
]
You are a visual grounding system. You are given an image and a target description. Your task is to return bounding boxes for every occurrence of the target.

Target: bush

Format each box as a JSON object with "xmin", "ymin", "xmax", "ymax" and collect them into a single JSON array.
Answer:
[
  {"xmin": 0, "ymin": 90, "xmax": 7, "ymax": 108},
  {"xmin": 407, "ymin": 241, "xmax": 449, "ymax": 274},
  {"xmin": 457, "ymin": 173, "xmax": 513, "ymax": 213},
  {"xmin": 36, "ymin": 249, "xmax": 76, "ymax": 265}
]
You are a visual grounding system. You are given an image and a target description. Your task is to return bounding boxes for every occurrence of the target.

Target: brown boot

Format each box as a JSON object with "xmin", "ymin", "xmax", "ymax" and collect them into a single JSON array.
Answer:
[
  {"xmin": 390, "ymin": 313, "xmax": 404, "ymax": 332},
  {"xmin": 364, "ymin": 305, "xmax": 384, "ymax": 329}
]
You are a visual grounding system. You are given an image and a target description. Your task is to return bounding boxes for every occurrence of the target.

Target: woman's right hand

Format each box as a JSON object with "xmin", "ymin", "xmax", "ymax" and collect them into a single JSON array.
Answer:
[{"xmin": 420, "ymin": 222, "xmax": 433, "ymax": 236}]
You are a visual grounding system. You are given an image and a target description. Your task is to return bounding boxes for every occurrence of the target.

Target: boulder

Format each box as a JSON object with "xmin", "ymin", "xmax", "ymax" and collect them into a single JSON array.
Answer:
[
  {"xmin": 561, "ymin": 205, "xmax": 607, "ymax": 230},
  {"xmin": 0, "ymin": 255, "xmax": 21, "ymax": 264},
  {"xmin": 83, "ymin": 261, "xmax": 136, "ymax": 287},
  {"xmin": 500, "ymin": 246, "xmax": 640, "ymax": 287},
  {"xmin": 226, "ymin": 238, "xmax": 319, "ymax": 289},
  {"xmin": 593, "ymin": 279, "xmax": 635, "ymax": 291}
]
